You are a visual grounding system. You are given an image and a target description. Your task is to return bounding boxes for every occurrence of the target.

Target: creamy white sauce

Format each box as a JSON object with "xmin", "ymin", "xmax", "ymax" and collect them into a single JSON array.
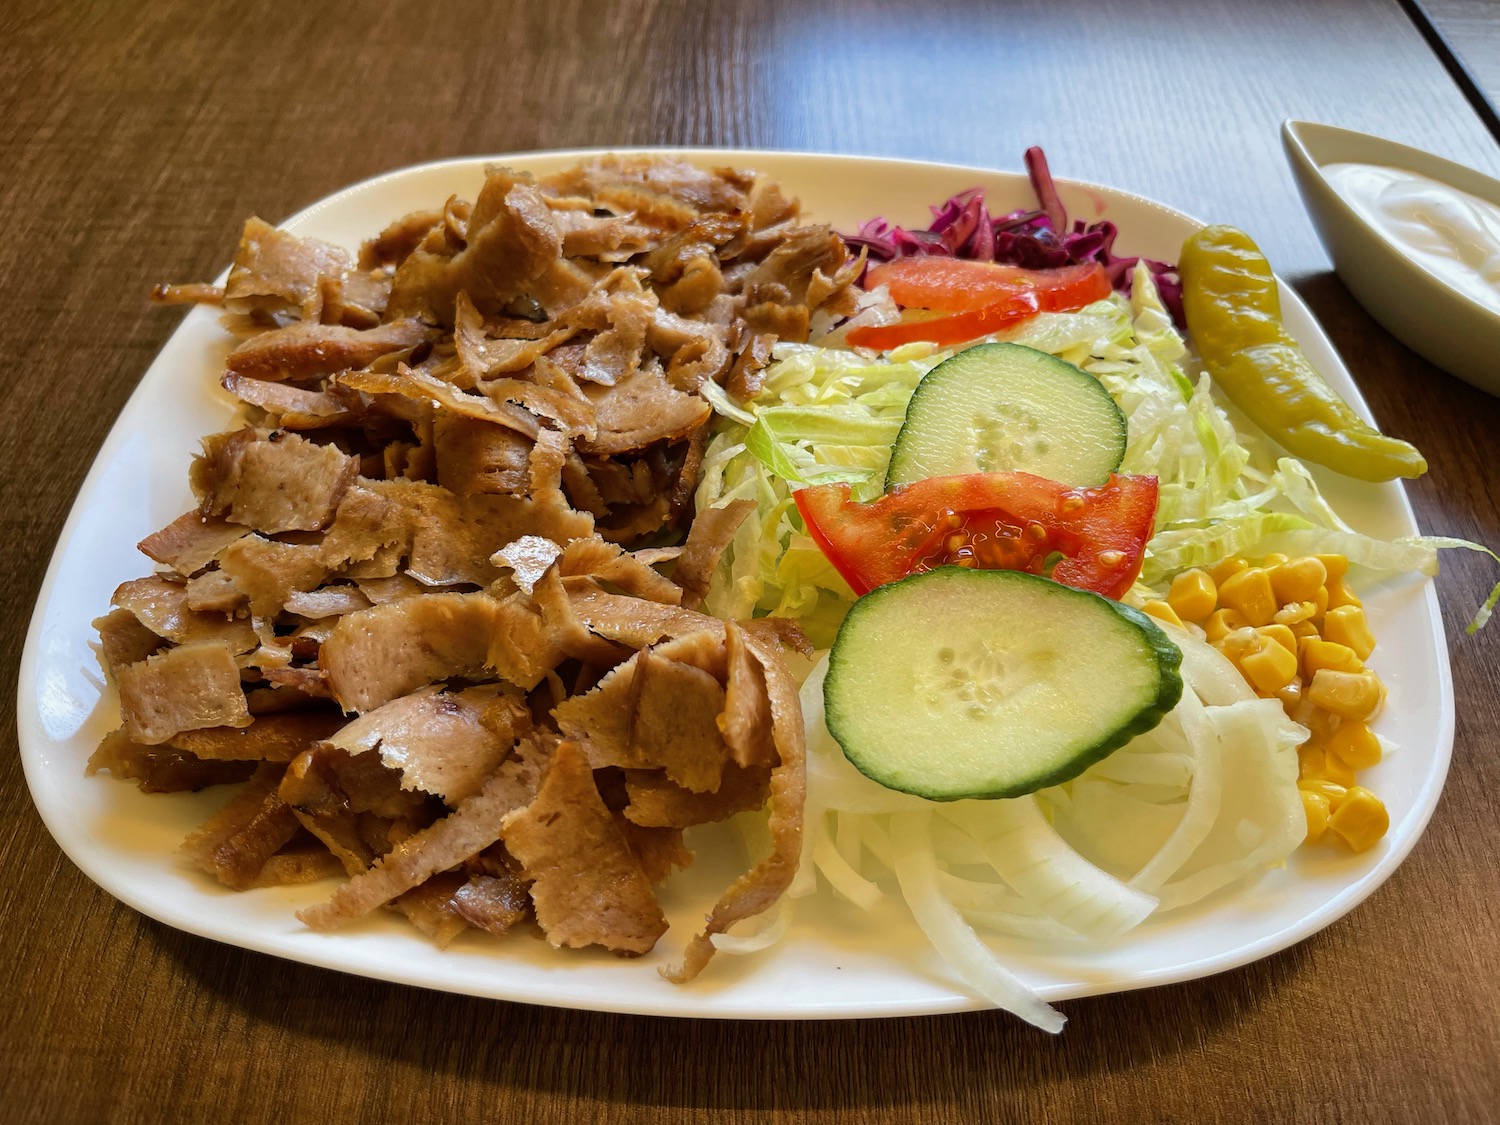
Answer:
[{"xmin": 1322, "ymin": 161, "xmax": 1500, "ymax": 314}]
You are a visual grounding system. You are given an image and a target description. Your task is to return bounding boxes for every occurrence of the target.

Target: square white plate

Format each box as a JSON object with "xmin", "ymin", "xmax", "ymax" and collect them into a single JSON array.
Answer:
[{"xmin": 17, "ymin": 150, "xmax": 1453, "ymax": 1019}]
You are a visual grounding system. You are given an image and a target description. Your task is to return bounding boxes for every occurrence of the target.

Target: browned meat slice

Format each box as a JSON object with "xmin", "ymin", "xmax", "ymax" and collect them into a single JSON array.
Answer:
[
  {"xmin": 217, "ymin": 536, "xmax": 331, "ymax": 616},
  {"xmin": 665, "ymin": 631, "xmax": 806, "ymax": 982},
  {"xmin": 340, "ymin": 365, "xmax": 540, "ymax": 439},
  {"xmin": 500, "ymin": 741, "xmax": 667, "ymax": 955},
  {"xmin": 724, "ymin": 331, "xmax": 774, "ymax": 403},
  {"xmin": 553, "ymin": 645, "xmax": 730, "ymax": 793},
  {"xmin": 394, "ymin": 873, "xmax": 470, "ymax": 947},
  {"xmin": 150, "ymin": 282, "xmax": 225, "ymax": 306},
  {"xmin": 616, "ymin": 819, "xmax": 693, "ymax": 884},
  {"xmin": 388, "ymin": 169, "xmax": 564, "ymax": 325},
  {"xmin": 557, "ymin": 536, "xmax": 682, "ymax": 605},
  {"xmin": 720, "ymin": 622, "xmax": 778, "ymax": 769},
  {"xmin": 580, "ymin": 365, "xmax": 712, "ymax": 456},
  {"xmin": 318, "ymin": 591, "xmax": 499, "ymax": 713},
  {"xmin": 568, "ymin": 585, "xmax": 728, "ymax": 650},
  {"xmin": 92, "ymin": 608, "xmax": 164, "ymax": 674},
  {"xmin": 180, "ymin": 764, "xmax": 300, "ymax": 890},
  {"xmin": 116, "ymin": 640, "xmax": 253, "ymax": 744},
  {"xmin": 530, "ymin": 567, "xmax": 632, "ymax": 668},
  {"xmin": 170, "ymin": 712, "xmax": 347, "ymax": 761},
  {"xmin": 492, "ymin": 535, "xmax": 561, "ymax": 594},
  {"xmin": 623, "ymin": 764, "xmax": 773, "ymax": 829},
  {"xmin": 452, "ymin": 873, "xmax": 530, "ymax": 935},
  {"xmin": 248, "ymin": 841, "xmax": 345, "ymax": 887},
  {"xmin": 87, "ymin": 729, "xmax": 257, "ymax": 792},
  {"xmin": 318, "ymin": 485, "xmax": 410, "ymax": 570},
  {"xmin": 486, "ymin": 590, "xmax": 568, "ymax": 691},
  {"xmin": 433, "ymin": 412, "xmax": 534, "ymax": 495},
  {"xmin": 738, "ymin": 225, "xmax": 849, "ymax": 306},
  {"xmin": 649, "ymin": 629, "xmax": 729, "ymax": 679},
  {"xmin": 325, "ymin": 684, "xmax": 531, "ymax": 803},
  {"xmin": 672, "ymin": 498, "xmax": 756, "ymax": 611},
  {"xmin": 224, "ymin": 217, "xmax": 352, "ymax": 319},
  {"xmin": 453, "ymin": 290, "xmax": 576, "ymax": 380},
  {"xmin": 226, "ymin": 319, "xmax": 436, "ymax": 382},
  {"xmin": 198, "ymin": 429, "xmax": 357, "ymax": 535},
  {"xmin": 359, "ymin": 208, "xmax": 443, "ymax": 270},
  {"xmin": 550, "ymin": 208, "xmax": 656, "ymax": 259},
  {"xmin": 184, "ymin": 570, "xmax": 245, "ymax": 614},
  {"xmin": 329, "ymin": 270, "xmax": 393, "ymax": 328},
  {"xmin": 111, "ymin": 575, "xmax": 258, "ymax": 653},
  {"xmin": 482, "ymin": 376, "xmax": 596, "ymax": 440},
  {"xmin": 353, "ymin": 574, "xmax": 429, "ymax": 604},
  {"xmin": 538, "ymin": 156, "xmax": 754, "ymax": 229},
  {"xmin": 284, "ymin": 586, "xmax": 372, "ymax": 619},
  {"xmin": 138, "ymin": 511, "xmax": 252, "ymax": 577},
  {"xmin": 642, "ymin": 213, "xmax": 745, "ymax": 284},
  {"xmin": 298, "ymin": 731, "xmax": 555, "ymax": 929},
  {"xmin": 221, "ymin": 372, "xmax": 353, "ymax": 429}
]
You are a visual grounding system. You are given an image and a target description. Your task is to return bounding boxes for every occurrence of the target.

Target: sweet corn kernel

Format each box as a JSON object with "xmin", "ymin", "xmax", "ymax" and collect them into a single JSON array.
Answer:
[
  {"xmin": 1204, "ymin": 607, "xmax": 1248, "ymax": 644},
  {"xmin": 1271, "ymin": 556, "xmax": 1327, "ymax": 604},
  {"xmin": 1218, "ymin": 566, "xmax": 1278, "ymax": 627},
  {"xmin": 1256, "ymin": 624, "xmax": 1297, "ymax": 655},
  {"xmin": 1166, "ymin": 568, "xmax": 1217, "ymax": 622},
  {"xmin": 1261, "ymin": 552, "xmax": 1289, "ymax": 569},
  {"xmin": 1297, "ymin": 777, "xmax": 1348, "ymax": 810},
  {"xmin": 1326, "ymin": 577, "xmax": 1362, "ymax": 610},
  {"xmin": 1317, "ymin": 553, "xmax": 1349, "ymax": 582},
  {"xmin": 1274, "ymin": 600, "xmax": 1319, "ymax": 625},
  {"xmin": 1327, "ymin": 786, "xmax": 1389, "ymax": 852},
  {"xmin": 1275, "ymin": 677, "xmax": 1304, "ymax": 712},
  {"xmin": 1289, "ymin": 619, "xmax": 1320, "ymax": 640},
  {"xmin": 1317, "ymin": 750, "xmax": 1357, "ymax": 787},
  {"xmin": 1324, "ymin": 605, "xmax": 1376, "ymax": 661},
  {"xmin": 1301, "ymin": 790, "xmax": 1331, "ymax": 844},
  {"xmin": 1209, "ymin": 556, "xmax": 1248, "ymax": 586},
  {"xmin": 1306, "ymin": 668, "xmax": 1385, "ymax": 722},
  {"xmin": 1142, "ymin": 600, "xmax": 1183, "ymax": 628},
  {"xmin": 1304, "ymin": 706, "xmax": 1342, "ymax": 740},
  {"xmin": 1297, "ymin": 740, "xmax": 1328, "ymax": 780},
  {"xmin": 1313, "ymin": 585, "xmax": 1330, "ymax": 617},
  {"xmin": 1299, "ymin": 637, "xmax": 1363, "ymax": 678},
  {"xmin": 1240, "ymin": 635, "xmax": 1299, "ymax": 693},
  {"xmin": 1328, "ymin": 720, "xmax": 1382, "ymax": 771},
  {"xmin": 1215, "ymin": 626, "xmax": 1260, "ymax": 660}
]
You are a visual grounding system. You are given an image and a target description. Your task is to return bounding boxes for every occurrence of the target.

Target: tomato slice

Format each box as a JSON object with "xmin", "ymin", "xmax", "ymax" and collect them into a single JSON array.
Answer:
[
  {"xmin": 846, "ymin": 261, "xmax": 1113, "ymax": 350},
  {"xmin": 794, "ymin": 471, "xmax": 1158, "ymax": 600},
  {"xmin": 867, "ymin": 259, "xmax": 1112, "ymax": 313}
]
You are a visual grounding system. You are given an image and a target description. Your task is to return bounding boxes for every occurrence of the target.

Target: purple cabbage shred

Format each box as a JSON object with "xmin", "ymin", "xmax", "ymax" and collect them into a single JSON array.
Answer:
[{"xmin": 842, "ymin": 146, "xmax": 1185, "ymax": 327}]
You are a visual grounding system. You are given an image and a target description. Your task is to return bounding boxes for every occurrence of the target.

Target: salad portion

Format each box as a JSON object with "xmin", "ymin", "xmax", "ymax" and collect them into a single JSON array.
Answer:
[{"xmin": 694, "ymin": 152, "xmax": 1496, "ymax": 1029}]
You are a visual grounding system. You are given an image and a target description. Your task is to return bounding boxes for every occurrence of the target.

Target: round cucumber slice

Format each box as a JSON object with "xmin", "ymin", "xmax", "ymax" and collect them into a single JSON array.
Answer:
[
  {"xmin": 884, "ymin": 342, "xmax": 1127, "ymax": 489},
  {"xmin": 823, "ymin": 568, "xmax": 1182, "ymax": 801}
]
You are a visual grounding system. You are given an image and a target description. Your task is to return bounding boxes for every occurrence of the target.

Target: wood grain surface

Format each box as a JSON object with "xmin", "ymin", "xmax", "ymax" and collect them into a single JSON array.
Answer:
[
  {"xmin": 1416, "ymin": 0, "xmax": 1500, "ymax": 132},
  {"xmin": 3, "ymin": 1, "xmax": 1499, "ymax": 1122}
]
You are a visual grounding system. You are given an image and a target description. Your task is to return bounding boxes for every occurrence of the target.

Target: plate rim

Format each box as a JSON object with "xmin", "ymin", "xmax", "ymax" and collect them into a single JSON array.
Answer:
[{"xmin": 16, "ymin": 148, "xmax": 1456, "ymax": 1020}]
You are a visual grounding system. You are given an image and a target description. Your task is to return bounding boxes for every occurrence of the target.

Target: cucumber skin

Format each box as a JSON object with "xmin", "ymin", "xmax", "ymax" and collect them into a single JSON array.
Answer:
[
  {"xmin": 884, "ymin": 342, "xmax": 1128, "ymax": 491},
  {"xmin": 823, "ymin": 568, "xmax": 1184, "ymax": 802}
]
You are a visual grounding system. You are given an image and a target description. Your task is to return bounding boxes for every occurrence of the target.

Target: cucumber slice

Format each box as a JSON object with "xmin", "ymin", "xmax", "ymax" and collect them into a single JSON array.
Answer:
[
  {"xmin": 885, "ymin": 342, "xmax": 1127, "ymax": 489},
  {"xmin": 823, "ymin": 568, "xmax": 1182, "ymax": 801}
]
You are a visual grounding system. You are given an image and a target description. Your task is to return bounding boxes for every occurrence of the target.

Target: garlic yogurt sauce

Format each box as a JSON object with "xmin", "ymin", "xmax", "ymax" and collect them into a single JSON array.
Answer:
[{"xmin": 1322, "ymin": 162, "xmax": 1500, "ymax": 316}]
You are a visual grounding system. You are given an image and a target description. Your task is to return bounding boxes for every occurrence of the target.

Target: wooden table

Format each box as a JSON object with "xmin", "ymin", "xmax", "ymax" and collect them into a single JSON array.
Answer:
[{"xmin": 4, "ymin": 1, "xmax": 1498, "ymax": 1121}]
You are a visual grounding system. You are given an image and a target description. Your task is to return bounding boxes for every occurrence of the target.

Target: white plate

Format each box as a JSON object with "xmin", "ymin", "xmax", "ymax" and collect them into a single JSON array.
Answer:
[{"xmin": 18, "ymin": 150, "xmax": 1453, "ymax": 1020}]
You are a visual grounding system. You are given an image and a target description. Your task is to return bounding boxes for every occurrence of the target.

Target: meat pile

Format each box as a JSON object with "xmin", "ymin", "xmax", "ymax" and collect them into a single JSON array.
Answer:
[{"xmin": 92, "ymin": 156, "xmax": 857, "ymax": 976}]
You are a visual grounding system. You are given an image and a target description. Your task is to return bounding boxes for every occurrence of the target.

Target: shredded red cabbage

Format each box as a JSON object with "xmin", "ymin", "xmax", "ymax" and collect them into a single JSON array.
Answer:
[{"xmin": 843, "ymin": 147, "xmax": 1184, "ymax": 326}]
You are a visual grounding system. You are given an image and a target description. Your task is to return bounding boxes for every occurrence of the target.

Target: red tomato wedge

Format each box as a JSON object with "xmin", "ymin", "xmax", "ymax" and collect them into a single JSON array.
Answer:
[
  {"xmin": 845, "ymin": 261, "xmax": 1112, "ymax": 350},
  {"xmin": 794, "ymin": 471, "xmax": 1158, "ymax": 600},
  {"xmin": 867, "ymin": 259, "xmax": 1113, "ymax": 313}
]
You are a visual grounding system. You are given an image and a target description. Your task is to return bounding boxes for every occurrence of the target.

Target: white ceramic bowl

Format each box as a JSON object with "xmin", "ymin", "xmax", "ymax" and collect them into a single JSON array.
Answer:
[{"xmin": 1282, "ymin": 118, "xmax": 1500, "ymax": 398}]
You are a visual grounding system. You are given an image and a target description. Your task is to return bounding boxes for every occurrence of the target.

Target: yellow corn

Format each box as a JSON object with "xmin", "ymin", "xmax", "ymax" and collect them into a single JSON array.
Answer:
[
  {"xmin": 1301, "ymin": 790, "xmax": 1331, "ymax": 844},
  {"xmin": 1327, "ymin": 786, "xmax": 1389, "ymax": 852},
  {"xmin": 1318, "ymin": 748, "xmax": 1357, "ymax": 787},
  {"xmin": 1271, "ymin": 556, "xmax": 1328, "ymax": 604},
  {"xmin": 1326, "ymin": 577, "xmax": 1363, "ymax": 610},
  {"xmin": 1289, "ymin": 619, "xmax": 1320, "ymax": 640},
  {"xmin": 1297, "ymin": 740, "xmax": 1327, "ymax": 780},
  {"xmin": 1261, "ymin": 553, "xmax": 1290, "ymax": 569},
  {"xmin": 1217, "ymin": 566, "xmax": 1278, "ymax": 627},
  {"xmin": 1142, "ymin": 600, "xmax": 1183, "ymax": 628},
  {"xmin": 1257, "ymin": 623, "xmax": 1297, "ymax": 655},
  {"xmin": 1306, "ymin": 669, "xmax": 1385, "ymax": 722},
  {"xmin": 1313, "ymin": 585, "xmax": 1330, "ymax": 617},
  {"xmin": 1166, "ymin": 568, "xmax": 1218, "ymax": 622},
  {"xmin": 1298, "ymin": 777, "xmax": 1348, "ymax": 810},
  {"xmin": 1328, "ymin": 720, "xmax": 1382, "ymax": 771},
  {"xmin": 1274, "ymin": 600, "xmax": 1319, "ymax": 625},
  {"xmin": 1275, "ymin": 677, "xmax": 1304, "ymax": 712},
  {"xmin": 1209, "ymin": 556, "xmax": 1248, "ymax": 586},
  {"xmin": 1324, "ymin": 605, "xmax": 1376, "ymax": 661},
  {"xmin": 1204, "ymin": 607, "xmax": 1248, "ymax": 644},
  {"xmin": 1299, "ymin": 637, "xmax": 1363, "ymax": 678},
  {"xmin": 1239, "ymin": 635, "xmax": 1299, "ymax": 693},
  {"xmin": 1317, "ymin": 553, "xmax": 1349, "ymax": 582}
]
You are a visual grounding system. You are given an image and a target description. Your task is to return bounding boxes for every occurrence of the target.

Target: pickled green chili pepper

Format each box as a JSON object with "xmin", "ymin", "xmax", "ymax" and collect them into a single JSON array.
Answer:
[{"xmin": 1179, "ymin": 225, "xmax": 1427, "ymax": 482}]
